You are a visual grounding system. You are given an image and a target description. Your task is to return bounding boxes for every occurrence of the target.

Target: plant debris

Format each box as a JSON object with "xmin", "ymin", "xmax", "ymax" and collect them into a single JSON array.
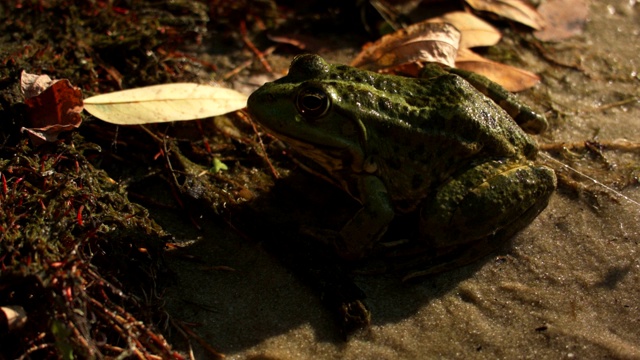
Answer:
[
  {"xmin": 0, "ymin": 1, "xmax": 223, "ymax": 358},
  {"xmin": 0, "ymin": 136, "xmax": 178, "ymax": 359}
]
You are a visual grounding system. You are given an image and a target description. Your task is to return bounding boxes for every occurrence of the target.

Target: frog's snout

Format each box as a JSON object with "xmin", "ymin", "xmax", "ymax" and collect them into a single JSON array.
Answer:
[{"xmin": 246, "ymin": 89, "xmax": 261, "ymax": 110}]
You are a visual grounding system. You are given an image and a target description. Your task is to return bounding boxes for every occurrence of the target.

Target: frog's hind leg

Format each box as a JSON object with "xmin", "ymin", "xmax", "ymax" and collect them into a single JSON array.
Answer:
[
  {"xmin": 409, "ymin": 160, "xmax": 556, "ymax": 279},
  {"xmin": 400, "ymin": 196, "xmax": 551, "ymax": 281}
]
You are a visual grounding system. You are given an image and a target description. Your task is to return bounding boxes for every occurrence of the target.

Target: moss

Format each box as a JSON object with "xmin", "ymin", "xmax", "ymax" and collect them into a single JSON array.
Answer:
[{"xmin": 0, "ymin": 1, "xmax": 212, "ymax": 357}]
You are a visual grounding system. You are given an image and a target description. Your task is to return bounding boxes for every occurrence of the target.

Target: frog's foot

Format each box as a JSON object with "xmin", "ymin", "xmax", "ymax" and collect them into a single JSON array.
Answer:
[{"xmin": 338, "ymin": 299, "xmax": 371, "ymax": 334}]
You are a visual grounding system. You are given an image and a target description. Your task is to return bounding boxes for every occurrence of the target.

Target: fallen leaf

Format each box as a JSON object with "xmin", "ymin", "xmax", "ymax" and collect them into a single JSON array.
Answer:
[
  {"xmin": 20, "ymin": 71, "xmax": 84, "ymax": 145},
  {"xmin": 534, "ymin": 0, "xmax": 588, "ymax": 41},
  {"xmin": 84, "ymin": 83, "xmax": 248, "ymax": 125},
  {"xmin": 427, "ymin": 11, "xmax": 502, "ymax": 49},
  {"xmin": 455, "ymin": 48, "xmax": 540, "ymax": 91},
  {"xmin": 465, "ymin": 0, "xmax": 545, "ymax": 30},
  {"xmin": 350, "ymin": 22, "xmax": 460, "ymax": 71}
]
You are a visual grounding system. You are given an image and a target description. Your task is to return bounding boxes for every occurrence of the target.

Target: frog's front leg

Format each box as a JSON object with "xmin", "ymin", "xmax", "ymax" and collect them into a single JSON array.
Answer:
[
  {"xmin": 420, "ymin": 159, "xmax": 556, "ymax": 260},
  {"xmin": 335, "ymin": 174, "xmax": 395, "ymax": 260}
]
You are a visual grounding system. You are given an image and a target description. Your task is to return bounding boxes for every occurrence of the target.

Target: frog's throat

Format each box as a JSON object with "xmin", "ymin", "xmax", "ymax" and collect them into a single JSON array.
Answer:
[{"xmin": 267, "ymin": 130, "xmax": 366, "ymax": 174}]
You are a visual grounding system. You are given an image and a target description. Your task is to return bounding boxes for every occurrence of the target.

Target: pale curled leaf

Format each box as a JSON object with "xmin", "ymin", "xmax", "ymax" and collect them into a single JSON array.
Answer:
[
  {"xmin": 455, "ymin": 48, "xmax": 540, "ymax": 92},
  {"xmin": 350, "ymin": 22, "xmax": 460, "ymax": 71},
  {"xmin": 20, "ymin": 71, "xmax": 56, "ymax": 98},
  {"xmin": 84, "ymin": 83, "xmax": 248, "ymax": 125},
  {"xmin": 1, "ymin": 306, "xmax": 27, "ymax": 332},
  {"xmin": 465, "ymin": 0, "xmax": 545, "ymax": 30},
  {"xmin": 427, "ymin": 11, "xmax": 501, "ymax": 49}
]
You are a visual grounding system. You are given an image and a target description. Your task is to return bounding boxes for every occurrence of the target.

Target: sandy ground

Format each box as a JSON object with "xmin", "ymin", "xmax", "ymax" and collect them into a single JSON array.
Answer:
[{"xmin": 163, "ymin": 1, "xmax": 640, "ymax": 358}]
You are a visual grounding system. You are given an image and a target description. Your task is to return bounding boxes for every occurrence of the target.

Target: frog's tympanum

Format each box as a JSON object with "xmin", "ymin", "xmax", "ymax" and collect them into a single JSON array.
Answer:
[{"xmin": 248, "ymin": 54, "xmax": 556, "ymax": 275}]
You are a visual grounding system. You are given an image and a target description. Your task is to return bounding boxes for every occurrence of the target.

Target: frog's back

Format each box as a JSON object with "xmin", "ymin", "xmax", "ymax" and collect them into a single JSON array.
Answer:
[{"xmin": 325, "ymin": 65, "xmax": 538, "ymax": 161}]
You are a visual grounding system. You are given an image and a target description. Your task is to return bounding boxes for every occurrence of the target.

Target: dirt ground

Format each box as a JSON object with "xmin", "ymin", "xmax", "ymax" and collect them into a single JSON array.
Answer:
[{"xmin": 163, "ymin": 1, "xmax": 640, "ymax": 359}]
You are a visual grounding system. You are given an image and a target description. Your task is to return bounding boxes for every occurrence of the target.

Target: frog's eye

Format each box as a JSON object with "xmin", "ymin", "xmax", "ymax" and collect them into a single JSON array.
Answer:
[{"xmin": 296, "ymin": 86, "xmax": 330, "ymax": 119}]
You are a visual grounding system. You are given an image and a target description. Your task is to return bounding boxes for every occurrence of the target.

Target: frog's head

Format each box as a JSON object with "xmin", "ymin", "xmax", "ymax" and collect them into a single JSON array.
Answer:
[{"xmin": 248, "ymin": 54, "xmax": 368, "ymax": 173}]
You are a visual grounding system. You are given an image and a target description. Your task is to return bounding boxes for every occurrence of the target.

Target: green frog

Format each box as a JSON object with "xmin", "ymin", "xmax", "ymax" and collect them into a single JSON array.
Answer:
[{"xmin": 247, "ymin": 54, "xmax": 556, "ymax": 276}]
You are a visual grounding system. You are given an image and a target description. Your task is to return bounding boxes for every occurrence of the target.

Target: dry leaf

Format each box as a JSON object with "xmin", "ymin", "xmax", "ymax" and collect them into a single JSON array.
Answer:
[
  {"xmin": 534, "ymin": 0, "xmax": 588, "ymax": 41},
  {"xmin": 465, "ymin": 0, "xmax": 545, "ymax": 30},
  {"xmin": 84, "ymin": 83, "xmax": 248, "ymax": 125},
  {"xmin": 427, "ymin": 11, "xmax": 502, "ymax": 48},
  {"xmin": 350, "ymin": 22, "xmax": 460, "ymax": 71},
  {"xmin": 455, "ymin": 48, "xmax": 540, "ymax": 91},
  {"xmin": 20, "ymin": 71, "xmax": 84, "ymax": 145}
]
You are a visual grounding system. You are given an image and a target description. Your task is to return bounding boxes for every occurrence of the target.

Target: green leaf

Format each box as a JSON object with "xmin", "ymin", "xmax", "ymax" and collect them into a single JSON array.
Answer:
[
  {"xmin": 210, "ymin": 158, "xmax": 228, "ymax": 173},
  {"xmin": 51, "ymin": 319, "xmax": 75, "ymax": 360}
]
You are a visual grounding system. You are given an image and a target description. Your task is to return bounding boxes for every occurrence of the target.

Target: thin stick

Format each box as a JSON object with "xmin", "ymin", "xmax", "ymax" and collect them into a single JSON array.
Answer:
[{"xmin": 539, "ymin": 152, "xmax": 640, "ymax": 208}]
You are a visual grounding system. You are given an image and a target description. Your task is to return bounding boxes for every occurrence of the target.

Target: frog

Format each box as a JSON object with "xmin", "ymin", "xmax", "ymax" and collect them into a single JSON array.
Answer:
[{"xmin": 247, "ymin": 54, "xmax": 556, "ymax": 277}]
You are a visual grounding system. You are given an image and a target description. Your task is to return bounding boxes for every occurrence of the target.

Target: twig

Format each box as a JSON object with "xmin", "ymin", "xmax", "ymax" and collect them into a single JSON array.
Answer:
[
  {"xmin": 539, "ymin": 139, "xmax": 640, "ymax": 152},
  {"xmin": 237, "ymin": 111, "xmax": 280, "ymax": 179},
  {"xmin": 170, "ymin": 318, "xmax": 225, "ymax": 359},
  {"xmin": 17, "ymin": 343, "xmax": 55, "ymax": 360}
]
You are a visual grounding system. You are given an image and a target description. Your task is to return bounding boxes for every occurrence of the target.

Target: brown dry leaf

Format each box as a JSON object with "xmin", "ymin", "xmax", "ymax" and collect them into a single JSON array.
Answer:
[
  {"xmin": 465, "ymin": 0, "xmax": 545, "ymax": 30},
  {"xmin": 84, "ymin": 83, "xmax": 248, "ymax": 125},
  {"xmin": 20, "ymin": 71, "xmax": 84, "ymax": 145},
  {"xmin": 426, "ymin": 11, "xmax": 502, "ymax": 48},
  {"xmin": 350, "ymin": 22, "xmax": 460, "ymax": 71},
  {"xmin": 455, "ymin": 48, "xmax": 540, "ymax": 91},
  {"xmin": 534, "ymin": 0, "xmax": 588, "ymax": 41}
]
